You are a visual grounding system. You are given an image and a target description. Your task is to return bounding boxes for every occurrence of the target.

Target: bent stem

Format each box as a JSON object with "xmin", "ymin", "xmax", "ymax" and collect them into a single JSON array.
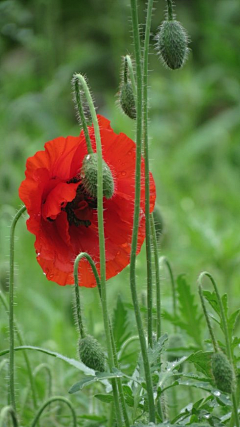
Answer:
[
  {"xmin": 75, "ymin": 251, "xmax": 129, "ymax": 427},
  {"xmin": 0, "ymin": 291, "xmax": 38, "ymax": 413},
  {"xmin": 9, "ymin": 205, "xmax": 26, "ymax": 411},
  {"xmin": 129, "ymin": 0, "xmax": 155, "ymax": 422},
  {"xmin": 0, "ymin": 406, "xmax": 18, "ymax": 427},
  {"xmin": 73, "ymin": 74, "xmax": 93, "ymax": 154},
  {"xmin": 73, "ymin": 75, "xmax": 123, "ymax": 426},
  {"xmin": 160, "ymin": 256, "xmax": 177, "ymax": 333},
  {"xmin": 197, "ymin": 282, "xmax": 218, "ymax": 352},
  {"xmin": 30, "ymin": 397, "xmax": 77, "ymax": 427},
  {"xmin": 125, "ymin": 55, "xmax": 137, "ymax": 96},
  {"xmin": 198, "ymin": 272, "xmax": 239, "ymax": 427}
]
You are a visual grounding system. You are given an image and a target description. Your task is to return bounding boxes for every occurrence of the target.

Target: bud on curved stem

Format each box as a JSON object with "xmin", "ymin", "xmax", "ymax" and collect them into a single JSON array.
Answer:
[
  {"xmin": 72, "ymin": 74, "xmax": 93, "ymax": 154},
  {"xmin": 119, "ymin": 56, "xmax": 136, "ymax": 120},
  {"xmin": 81, "ymin": 153, "xmax": 114, "ymax": 200}
]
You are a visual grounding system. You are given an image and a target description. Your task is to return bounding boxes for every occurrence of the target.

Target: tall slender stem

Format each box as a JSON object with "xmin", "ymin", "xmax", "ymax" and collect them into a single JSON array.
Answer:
[
  {"xmin": 160, "ymin": 256, "xmax": 177, "ymax": 332},
  {"xmin": 73, "ymin": 255, "xmax": 87, "ymax": 338},
  {"xmin": 74, "ymin": 75, "xmax": 123, "ymax": 426},
  {"xmin": 129, "ymin": 0, "xmax": 155, "ymax": 422},
  {"xmin": 143, "ymin": 0, "xmax": 154, "ymax": 349},
  {"xmin": 150, "ymin": 215, "xmax": 161, "ymax": 339},
  {"xmin": 9, "ymin": 205, "xmax": 26, "ymax": 411}
]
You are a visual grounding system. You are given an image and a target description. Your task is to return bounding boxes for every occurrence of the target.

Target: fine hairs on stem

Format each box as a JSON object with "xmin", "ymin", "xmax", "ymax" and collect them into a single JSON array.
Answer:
[
  {"xmin": 129, "ymin": 0, "xmax": 155, "ymax": 422},
  {"xmin": 9, "ymin": 205, "xmax": 27, "ymax": 412},
  {"xmin": 73, "ymin": 74, "xmax": 123, "ymax": 426}
]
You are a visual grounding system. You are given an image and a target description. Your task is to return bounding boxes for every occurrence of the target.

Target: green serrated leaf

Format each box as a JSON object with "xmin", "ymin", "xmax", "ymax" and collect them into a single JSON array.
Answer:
[
  {"xmin": 228, "ymin": 309, "xmax": 240, "ymax": 337},
  {"xmin": 69, "ymin": 370, "xmax": 124, "ymax": 394},
  {"xmin": 148, "ymin": 333, "xmax": 168, "ymax": 367},
  {"xmin": 112, "ymin": 295, "xmax": 132, "ymax": 351},
  {"xmin": 94, "ymin": 393, "xmax": 113, "ymax": 403},
  {"xmin": 0, "ymin": 345, "xmax": 93, "ymax": 375},
  {"xmin": 176, "ymin": 275, "xmax": 202, "ymax": 346},
  {"xmin": 187, "ymin": 350, "xmax": 213, "ymax": 378},
  {"xmin": 203, "ymin": 290, "xmax": 220, "ymax": 317}
]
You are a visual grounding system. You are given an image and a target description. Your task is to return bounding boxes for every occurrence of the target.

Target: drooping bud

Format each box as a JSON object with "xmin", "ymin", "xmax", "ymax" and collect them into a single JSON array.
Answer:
[
  {"xmin": 152, "ymin": 205, "xmax": 164, "ymax": 243},
  {"xmin": 81, "ymin": 153, "xmax": 114, "ymax": 200},
  {"xmin": 211, "ymin": 352, "xmax": 234, "ymax": 394},
  {"xmin": 155, "ymin": 0, "xmax": 189, "ymax": 70},
  {"xmin": 78, "ymin": 335, "xmax": 106, "ymax": 372},
  {"xmin": 119, "ymin": 56, "xmax": 136, "ymax": 120},
  {"xmin": 120, "ymin": 82, "xmax": 136, "ymax": 120},
  {"xmin": 156, "ymin": 20, "xmax": 189, "ymax": 70}
]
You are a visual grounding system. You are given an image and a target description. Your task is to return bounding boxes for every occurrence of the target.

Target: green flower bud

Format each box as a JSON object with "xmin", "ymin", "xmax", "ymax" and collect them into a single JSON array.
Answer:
[
  {"xmin": 79, "ymin": 335, "xmax": 106, "ymax": 372},
  {"xmin": 156, "ymin": 20, "xmax": 189, "ymax": 70},
  {"xmin": 212, "ymin": 352, "xmax": 234, "ymax": 394},
  {"xmin": 81, "ymin": 153, "xmax": 114, "ymax": 200},
  {"xmin": 153, "ymin": 205, "xmax": 164, "ymax": 243},
  {"xmin": 119, "ymin": 81, "xmax": 136, "ymax": 120}
]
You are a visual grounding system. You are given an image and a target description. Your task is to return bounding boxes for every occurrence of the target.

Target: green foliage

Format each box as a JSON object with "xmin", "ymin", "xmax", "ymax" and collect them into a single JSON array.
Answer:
[{"xmin": 112, "ymin": 295, "xmax": 132, "ymax": 352}]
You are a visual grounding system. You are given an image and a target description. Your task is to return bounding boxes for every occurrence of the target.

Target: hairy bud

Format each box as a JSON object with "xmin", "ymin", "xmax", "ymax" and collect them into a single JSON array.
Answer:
[
  {"xmin": 81, "ymin": 153, "xmax": 114, "ymax": 200},
  {"xmin": 156, "ymin": 20, "xmax": 189, "ymax": 70},
  {"xmin": 120, "ymin": 81, "xmax": 136, "ymax": 120},
  {"xmin": 78, "ymin": 335, "xmax": 106, "ymax": 372},
  {"xmin": 212, "ymin": 352, "xmax": 234, "ymax": 394}
]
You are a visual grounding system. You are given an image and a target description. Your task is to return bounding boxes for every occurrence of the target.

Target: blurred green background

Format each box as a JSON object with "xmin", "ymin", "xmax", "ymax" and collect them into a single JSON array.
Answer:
[{"xmin": 0, "ymin": 0, "xmax": 240, "ymax": 417}]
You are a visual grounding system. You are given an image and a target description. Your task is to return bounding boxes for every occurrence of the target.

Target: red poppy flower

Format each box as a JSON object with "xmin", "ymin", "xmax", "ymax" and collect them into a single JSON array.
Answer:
[{"xmin": 19, "ymin": 115, "xmax": 156, "ymax": 287}]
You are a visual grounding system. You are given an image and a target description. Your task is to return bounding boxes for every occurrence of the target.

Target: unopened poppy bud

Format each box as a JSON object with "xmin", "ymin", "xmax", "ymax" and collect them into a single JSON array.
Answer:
[
  {"xmin": 156, "ymin": 20, "xmax": 189, "ymax": 70},
  {"xmin": 81, "ymin": 153, "xmax": 114, "ymax": 200},
  {"xmin": 211, "ymin": 352, "xmax": 234, "ymax": 394},
  {"xmin": 120, "ymin": 81, "xmax": 136, "ymax": 120},
  {"xmin": 153, "ymin": 205, "xmax": 164, "ymax": 243},
  {"xmin": 78, "ymin": 335, "xmax": 106, "ymax": 372}
]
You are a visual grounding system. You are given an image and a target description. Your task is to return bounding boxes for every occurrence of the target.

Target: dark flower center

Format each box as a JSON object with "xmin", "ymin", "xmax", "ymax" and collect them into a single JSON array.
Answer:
[{"xmin": 63, "ymin": 183, "xmax": 97, "ymax": 228}]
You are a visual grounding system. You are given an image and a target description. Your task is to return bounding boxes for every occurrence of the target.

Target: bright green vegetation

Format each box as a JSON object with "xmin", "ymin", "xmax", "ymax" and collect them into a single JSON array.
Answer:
[{"xmin": 0, "ymin": 0, "xmax": 240, "ymax": 425}]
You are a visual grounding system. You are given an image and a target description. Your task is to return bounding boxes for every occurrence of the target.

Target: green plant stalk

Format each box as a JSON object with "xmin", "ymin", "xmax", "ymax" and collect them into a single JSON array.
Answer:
[
  {"xmin": 198, "ymin": 272, "xmax": 239, "ymax": 427},
  {"xmin": 73, "ymin": 255, "xmax": 87, "ymax": 339},
  {"xmin": 30, "ymin": 396, "xmax": 77, "ymax": 427},
  {"xmin": 9, "ymin": 205, "xmax": 26, "ymax": 411},
  {"xmin": 74, "ymin": 251, "xmax": 129, "ymax": 426},
  {"xmin": 150, "ymin": 215, "xmax": 164, "ymax": 421},
  {"xmin": 143, "ymin": 0, "xmax": 154, "ymax": 350},
  {"xmin": 150, "ymin": 215, "xmax": 161, "ymax": 339},
  {"xmin": 73, "ymin": 75, "xmax": 93, "ymax": 154},
  {"xmin": 197, "ymin": 283, "xmax": 218, "ymax": 352},
  {"xmin": 125, "ymin": 55, "xmax": 137, "ymax": 96},
  {"xmin": 167, "ymin": 0, "xmax": 173, "ymax": 20},
  {"xmin": 0, "ymin": 291, "xmax": 38, "ymax": 412},
  {"xmin": 0, "ymin": 406, "xmax": 18, "ymax": 427},
  {"xmin": 160, "ymin": 256, "xmax": 177, "ymax": 333},
  {"xmin": 34, "ymin": 364, "xmax": 52, "ymax": 399},
  {"xmin": 74, "ymin": 74, "xmax": 123, "ymax": 427},
  {"xmin": 129, "ymin": 0, "xmax": 155, "ymax": 422}
]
